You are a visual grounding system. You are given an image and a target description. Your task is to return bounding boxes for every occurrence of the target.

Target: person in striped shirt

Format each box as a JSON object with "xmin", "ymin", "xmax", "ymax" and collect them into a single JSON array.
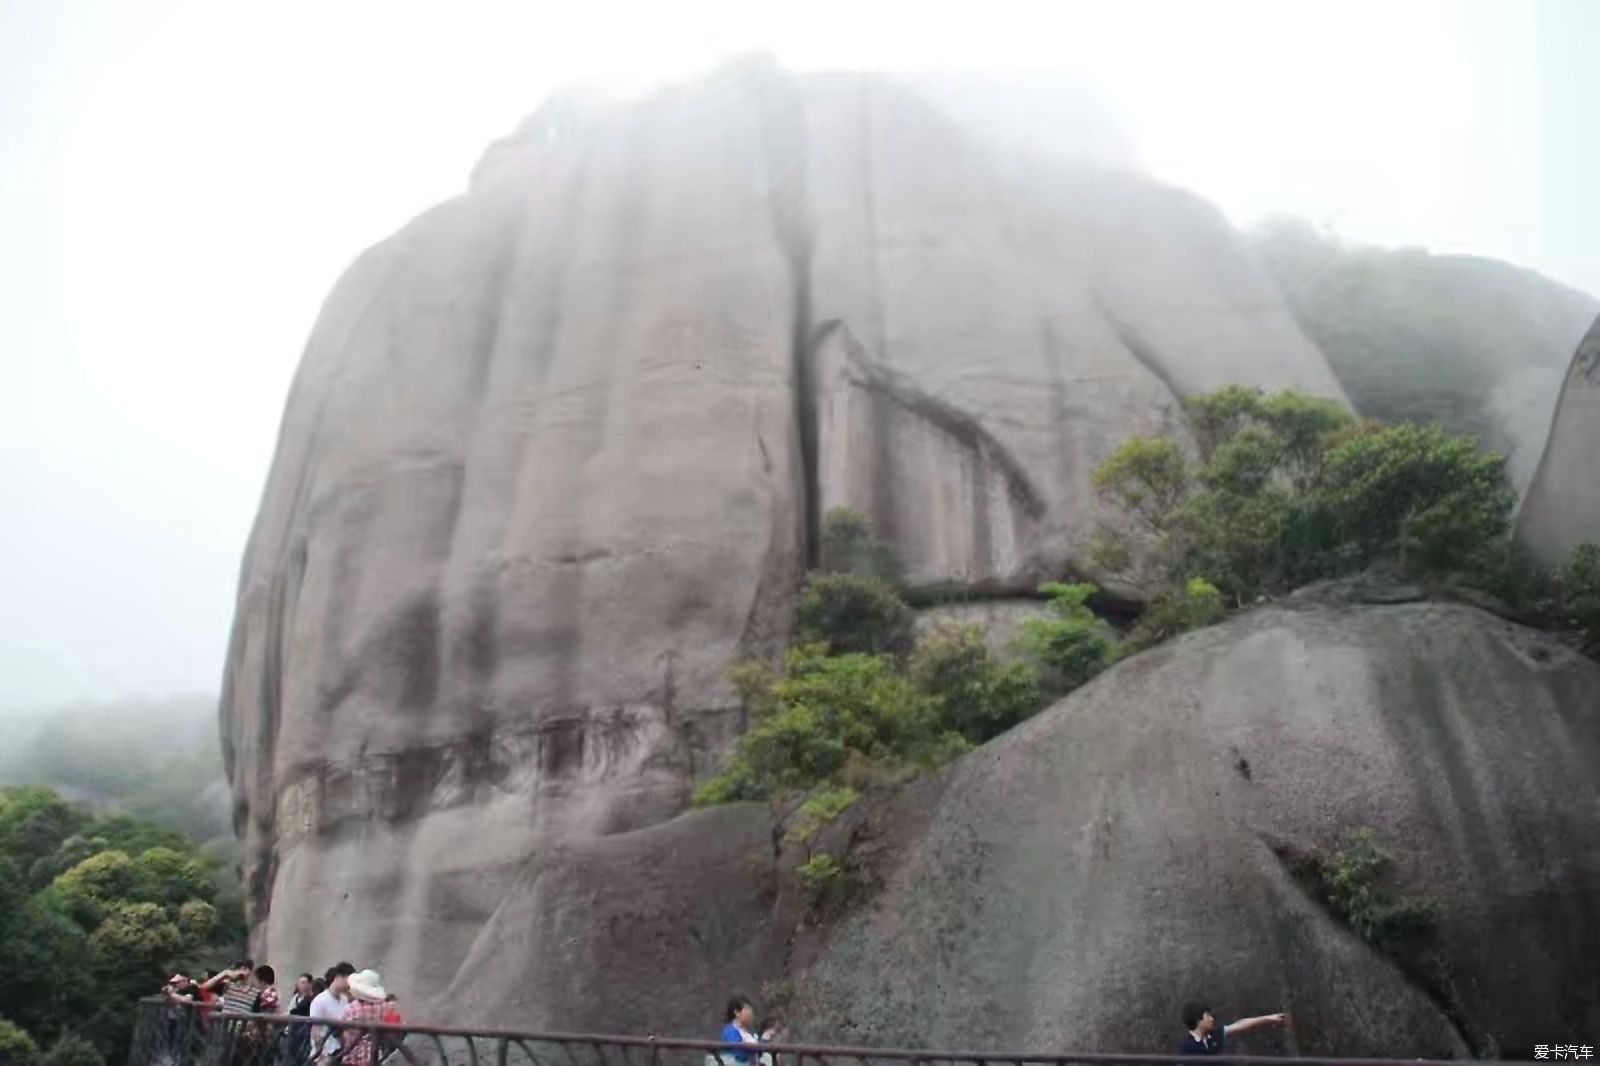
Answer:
[{"xmin": 219, "ymin": 963, "xmax": 259, "ymax": 1014}]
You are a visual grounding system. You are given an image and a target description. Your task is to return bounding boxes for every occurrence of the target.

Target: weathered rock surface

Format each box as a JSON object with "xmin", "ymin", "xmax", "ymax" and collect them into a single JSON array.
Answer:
[
  {"xmin": 1519, "ymin": 316, "xmax": 1600, "ymax": 565},
  {"xmin": 791, "ymin": 600, "xmax": 1600, "ymax": 1058},
  {"xmin": 805, "ymin": 76, "xmax": 1347, "ymax": 590},
  {"xmin": 1252, "ymin": 222, "xmax": 1598, "ymax": 494},
  {"xmin": 222, "ymin": 62, "xmax": 1344, "ymax": 1007}
]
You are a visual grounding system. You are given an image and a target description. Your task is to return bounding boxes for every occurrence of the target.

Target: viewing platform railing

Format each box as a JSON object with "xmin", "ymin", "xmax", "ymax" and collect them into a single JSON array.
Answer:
[{"xmin": 126, "ymin": 998, "xmax": 1533, "ymax": 1066}]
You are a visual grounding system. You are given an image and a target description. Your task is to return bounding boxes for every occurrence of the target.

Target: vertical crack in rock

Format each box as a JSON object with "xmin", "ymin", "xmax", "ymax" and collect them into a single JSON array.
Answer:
[{"xmin": 753, "ymin": 67, "xmax": 821, "ymax": 568}]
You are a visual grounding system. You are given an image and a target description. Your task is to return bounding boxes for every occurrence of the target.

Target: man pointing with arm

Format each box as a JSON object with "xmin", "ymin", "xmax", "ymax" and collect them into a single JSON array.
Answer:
[{"xmin": 1178, "ymin": 1002, "xmax": 1289, "ymax": 1054}]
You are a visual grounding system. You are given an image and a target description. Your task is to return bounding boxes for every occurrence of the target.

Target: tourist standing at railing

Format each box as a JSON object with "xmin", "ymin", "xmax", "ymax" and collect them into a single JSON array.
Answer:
[
  {"xmin": 716, "ymin": 996, "xmax": 761, "ymax": 1066},
  {"xmin": 289, "ymin": 974, "xmax": 316, "ymax": 1015},
  {"xmin": 250, "ymin": 966, "xmax": 281, "ymax": 1014},
  {"xmin": 1177, "ymin": 1002, "xmax": 1289, "ymax": 1055},
  {"xmin": 286, "ymin": 974, "xmax": 316, "ymax": 1063},
  {"xmin": 161, "ymin": 974, "xmax": 206, "ymax": 1066},
  {"xmin": 757, "ymin": 1017, "xmax": 784, "ymax": 1066},
  {"xmin": 339, "ymin": 970, "xmax": 390, "ymax": 1066},
  {"xmin": 192, "ymin": 969, "xmax": 236, "ymax": 1027},
  {"xmin": 220, "ymin": 962, "xmax": 260, "ymax": 1015},
  {"xmin": 226, "ymin": 966, "xmax": 282, "ymax": 1066},
  {"xmin": 310, "ymin": 963, "xmax": 355, "ymax": 1062},
  {"xmin": 377, "ymin": 993, "xmax": 420, "ymax": 1065}
]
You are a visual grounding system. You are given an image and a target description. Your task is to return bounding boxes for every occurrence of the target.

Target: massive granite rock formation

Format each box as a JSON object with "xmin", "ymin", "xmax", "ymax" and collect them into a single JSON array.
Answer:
[
  {"xmin": 790, "ymin": 597, "xmax": 1600, "ymax": 1058},
  {"xmin": 1252, "ymin": 221, "xmax": 1598, "ymax": 494},
  {"xmin": 221, "ymin": 62, "xmax": 1345, "ymax": 1003},
  {"xmin": 1518, "ymin": 316, "xmax": 1600, "ymax": 565}
]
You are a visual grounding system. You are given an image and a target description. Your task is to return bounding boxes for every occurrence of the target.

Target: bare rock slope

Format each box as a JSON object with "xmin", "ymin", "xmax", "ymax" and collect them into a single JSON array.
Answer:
[
  {"xmin": 792, "ymin": 599, "xmax": 1600, "ymax": 1058},
  {"xmin": 1518, "ymin": 315, "xmax": 1600, "ymax": 565},
  {"xmin": 222, "ymin": 65, "xmax": 1349, "ymax": 1024}
]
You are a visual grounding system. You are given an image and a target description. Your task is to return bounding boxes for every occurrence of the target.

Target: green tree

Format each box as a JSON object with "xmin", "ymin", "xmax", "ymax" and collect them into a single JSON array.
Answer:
[
  {"xmin": 89, "ymin": 901, "xmax": 182, "ymax": 965},
  {"xmin": 40, "ymin": 1035, "xmax": 102, "ymax": 1066},
  {"xmin": 795, "ymin": 852, "xmax": 857, "ymax": 918},
  {"xmin": 0, "ymin": 787, "xmax": 242, "ymax": 1058},
  {"xmin": 696, "ymin": 646, "xmax": 954, "ymax": 803},
  {"xmin": 1091, "ymin": 437, "xmax": 1187, "ymax": 532},
  {"xmin": 784, "ymin": 786, "xmax": 858, "ymax": 861},
  {"xmin": 0, "ymin": 860, "xmax": 93, "ymax": 1037},
  {"xmin": 818, "ymin": 508, "xmax": 900, "ymax": 581},
  {"xmin": 0, "ymin": 1019, "xmax": 39, "ymax": 1066},
  {"xmin": 1125, "ymin": 577, "xmax": 1226, "ymax": 652},
  {"xmin": 909, "ymin": 622, "xmax": 1043, "ymax": 743},
  {"xmin": 1170, "ymin": 485, "xmax": 1300, "ymax": 601},
  {"xmin": 0, "ymin": 790, "xmax": 89, "ymax": 884},
  {"xmin": 1092, "ymin": 387, "xmax": 1520, "ymax": 630},
  {"xmin": 51, "ymin": 852, "xmax": 136, "ymax": 926},
  {"xmin": 1017, "ymin": 583, "xmax": 1117, "ymax": 691},
  {"xmin": 793, "ymin": 573, "xmax": 915, "ymax": 657},
  {"xmin": 27, "ymin": 836, "xmax": 111, "ymax": 891},
  {"xmin": 1186, "ymin": 385, "xmax": 1352, "ymax": 486},
  {"xmin": 129, "ymin": 848, "xmax": 213, "ymax": 907},
  {"xmin": 175, "ymin": 900, "xmax": 218, "ymax": 945},
  {"xmin": 1311, "ymin": 829, "xmax": 1438, "ymax": 951},
  {"xmin": 1559, "ymin": 544, "xmax": 1600, "ymax": 652},
  {"xmin": 1317, "ymin": 421, "xmax": 1514, "ymax": 573}
]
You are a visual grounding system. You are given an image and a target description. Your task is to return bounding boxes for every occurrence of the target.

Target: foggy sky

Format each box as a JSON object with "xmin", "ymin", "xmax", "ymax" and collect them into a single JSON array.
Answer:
[{"xmin": 2, "ymin": 0, "xmax": 1597, "ymax": 709}]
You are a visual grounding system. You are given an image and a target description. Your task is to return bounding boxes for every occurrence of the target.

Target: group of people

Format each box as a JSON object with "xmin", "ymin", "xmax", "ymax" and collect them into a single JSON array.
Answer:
[{"xmin": 160, "ymin": 959, "xmax": 409, "ymax": 1066}]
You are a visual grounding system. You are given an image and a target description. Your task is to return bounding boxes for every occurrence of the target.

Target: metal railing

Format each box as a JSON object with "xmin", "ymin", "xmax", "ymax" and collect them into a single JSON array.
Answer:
[{"xmin": 126, "ymin": 998, "xmax": 1529, "ymax": 1066}]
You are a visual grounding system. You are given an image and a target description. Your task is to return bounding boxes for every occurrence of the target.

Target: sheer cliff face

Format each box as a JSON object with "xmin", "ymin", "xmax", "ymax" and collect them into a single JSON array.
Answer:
[
  {"xmin": 1519, "ymin": 316, "xmax": 1600, "ymax": 565},
  {"xmin": 220, "ymin": 67, "xmax": 1344, "ymax": 1010}
]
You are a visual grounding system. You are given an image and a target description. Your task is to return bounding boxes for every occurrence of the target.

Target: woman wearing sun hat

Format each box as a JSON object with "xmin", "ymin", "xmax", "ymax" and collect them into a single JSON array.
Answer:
[{"xmin": 340, "ymin": 970, "xmax": 389, "ymax": 1066}]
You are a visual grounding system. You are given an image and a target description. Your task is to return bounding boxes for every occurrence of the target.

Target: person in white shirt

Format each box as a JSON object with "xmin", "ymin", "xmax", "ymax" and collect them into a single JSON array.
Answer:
[{"xmin": 309, "ymin": 963, "xmax": 355, "ymax": 1062}]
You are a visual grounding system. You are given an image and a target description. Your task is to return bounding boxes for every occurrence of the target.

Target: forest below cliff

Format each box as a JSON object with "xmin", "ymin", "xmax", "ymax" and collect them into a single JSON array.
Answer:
[
  {"xmin": 0, "ymin": 785, "xmax": 246, "ymax": 1066},
  {"xmin": 0, "ymin": 697, "xmax": 244, "ymax": 1064}
]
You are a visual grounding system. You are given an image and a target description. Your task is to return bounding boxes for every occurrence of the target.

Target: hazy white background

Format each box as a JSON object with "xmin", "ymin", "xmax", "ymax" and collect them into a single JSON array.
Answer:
[{"xmin": 3, "ymin": 0, "xmax": 1596, "ymax": 708}]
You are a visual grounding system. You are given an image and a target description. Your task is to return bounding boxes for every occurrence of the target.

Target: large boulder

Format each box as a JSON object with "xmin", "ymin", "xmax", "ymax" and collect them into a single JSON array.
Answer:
[
  {"xmin": 1518, "ymin": 316, "xmax": 1600, "ymax": 566},
  {"xmin": 791, "ymin": 598, "xmax": 1600, "ymax": 1058},
  {"xmin": 221, "ymin": 61, "xmax": 1344, "ymax": 1005},
  {"xmin": 1252, "ymin": 221, "xmax": 1598, "ymax": 494}
]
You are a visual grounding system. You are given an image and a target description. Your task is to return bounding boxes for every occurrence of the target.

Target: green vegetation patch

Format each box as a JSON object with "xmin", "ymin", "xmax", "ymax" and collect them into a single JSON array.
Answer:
[{"xmin": 0, "ymin": 786, "xmax": 243, "ymax": 1063}]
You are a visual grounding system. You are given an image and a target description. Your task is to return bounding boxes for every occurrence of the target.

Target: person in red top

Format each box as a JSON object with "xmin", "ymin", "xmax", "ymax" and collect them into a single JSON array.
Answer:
[
  {"xmin": 191, "ymin": 969, "xmax": 240, "ymax": 1027},
  {"xmin": 379, "ymin": 995, "xmax": 420, "ymax": 1065}
]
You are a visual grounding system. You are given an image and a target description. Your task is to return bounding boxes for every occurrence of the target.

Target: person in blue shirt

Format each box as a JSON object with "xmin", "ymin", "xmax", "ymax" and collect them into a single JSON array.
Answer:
[
  {"xmin": 1178, "ymin": 1001, "xmax": 1288, "ymax": 1054},
  {"xmin": 718, "ymin": 996, "xmax": 759, "ymax": 1064}
]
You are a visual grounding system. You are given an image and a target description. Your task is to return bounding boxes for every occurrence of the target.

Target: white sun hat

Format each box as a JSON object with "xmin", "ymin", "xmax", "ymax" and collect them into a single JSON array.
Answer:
[{"xmin": 347, "ymin": 969, "xmax": 388, "ymax": 1003}]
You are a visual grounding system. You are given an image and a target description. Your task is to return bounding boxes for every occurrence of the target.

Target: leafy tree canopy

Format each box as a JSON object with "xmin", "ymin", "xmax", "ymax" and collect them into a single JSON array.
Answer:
[
  {"xmin": 794, "ymin": 572, "xmax": 916, "ymax": 658},
  {"xmin": 0, "ymin": 787, "xmax": 241, "ymax": 1061}
]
